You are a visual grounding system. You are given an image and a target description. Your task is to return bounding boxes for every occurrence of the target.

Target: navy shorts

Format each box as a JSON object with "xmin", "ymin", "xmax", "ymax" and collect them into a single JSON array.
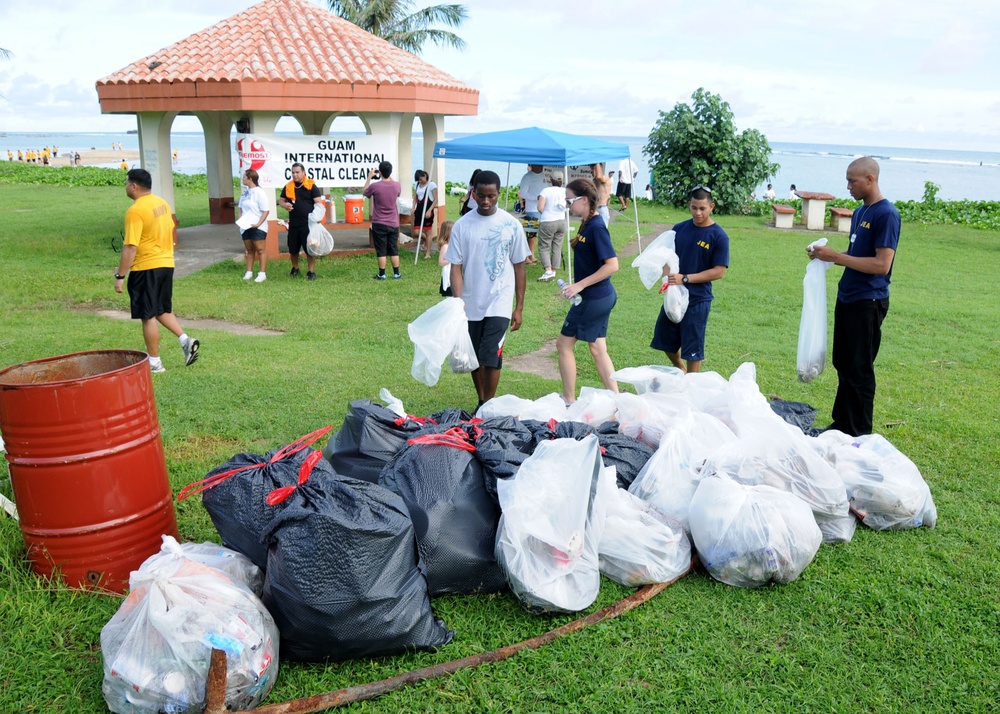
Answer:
[
  {"xmin": 241, "ymin": 227, "xmax": 266, "ymax": 243},
  {"xmin": 287, "ymin": 223, "xmax": 310, "ymax": 256},
  {"xmin": 128, "ymin": 267, "xmax": 173, "ymax": 320},
  {"xmin": 650, "ymin": 299, "xmax": 712, "ymax": 362},
  {"xmin": 371, "ymin": 223, "xmax": 399, "ymax": 257},
  {"xmin": 468, "ymin": 316, "xmax": 509, "ymax": 370},
  {"xmin": 561, "ymin": 289, "xmax": 616, "ymax": 343}
]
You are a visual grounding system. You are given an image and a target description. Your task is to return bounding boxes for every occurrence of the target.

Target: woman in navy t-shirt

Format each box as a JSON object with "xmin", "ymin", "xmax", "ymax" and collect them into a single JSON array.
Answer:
[{"xmin": 556, "ymin": 178, "xmax": 621, "ymax": 404}]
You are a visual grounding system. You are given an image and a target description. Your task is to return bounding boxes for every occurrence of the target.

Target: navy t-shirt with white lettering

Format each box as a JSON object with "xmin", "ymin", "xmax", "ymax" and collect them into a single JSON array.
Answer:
[
  {"xmin": 673, "ymin": 219, "xmax": 730, "ymax": 304},
  {"xmin": 837, "ymin": 199, "xmax": 900, "ymax": 302}
]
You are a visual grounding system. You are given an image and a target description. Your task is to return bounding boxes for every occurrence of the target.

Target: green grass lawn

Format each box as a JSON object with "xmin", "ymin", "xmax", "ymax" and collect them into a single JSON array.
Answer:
[{"xmin": 1, "ymin": 184, "xmax": 998, "ymax": 713}]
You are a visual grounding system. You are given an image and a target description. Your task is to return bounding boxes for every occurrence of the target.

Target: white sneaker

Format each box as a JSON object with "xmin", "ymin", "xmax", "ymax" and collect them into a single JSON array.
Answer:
[
  {"xmin": 538, "ymin": 270, "xmax": 556, "ymax": 282},
  {"xmin": 182, "ymin": 338, "xmax": 200, "ymax": 366},
  {"xmin": 254, "ymin": 272, "xmax": 267, "ymax": 283},
  {"xmin": 149, "ymin": 360, "xmax": 166, "ymax": 374},
  {"xmin": 243, "ymin": 271, "xmax": 253, "ymax": 280}
]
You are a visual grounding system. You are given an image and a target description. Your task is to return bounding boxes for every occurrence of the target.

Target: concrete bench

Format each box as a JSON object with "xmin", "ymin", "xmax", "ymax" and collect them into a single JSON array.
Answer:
[
  {"xmin": 796, "ymin": 191, "xmax": 837, "ymax": 230},
  {"xmin": 772, "ymin": 203, "xmax": 796, "ymax": 229},
  {"xmin": 829, "ymin": 206, "xmax": 854, "ymax": 233}
]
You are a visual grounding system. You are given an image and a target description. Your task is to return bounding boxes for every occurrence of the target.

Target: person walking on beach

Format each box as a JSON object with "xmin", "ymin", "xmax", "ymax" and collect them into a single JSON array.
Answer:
[
  {"xmin": 650, "ymin": 186, "xmax": 729, "ymax": 373},
  {"xmin": 114, "ymin": 169, "xmax": 199, "ymax": 373},
  {"xmin": 807, "ymin": 157, "xmax": 899, "ymax": 436},
  {"xmin": 364, "ymin": 160, "xmax": 402, "ymax": 280},
  {"xmin": 556, "ymin": 178, "xmax": 620, "ymax": 403},
  {"xmin": 278, "ymin": 162, "xmax": 322, "ymax": 280},
  {"xmin": 616, "ymin": 157, "xmax": 638, "ymax": 211},
  {"xmin": 449, "ymin": 170, "xmax": 530, "ymax": 410}
]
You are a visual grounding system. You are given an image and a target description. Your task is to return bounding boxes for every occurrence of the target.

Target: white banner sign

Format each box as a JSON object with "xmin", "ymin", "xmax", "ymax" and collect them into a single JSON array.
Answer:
[{"xmin": 235, "ymin": 134, "xmax": 397, "ymax": 189}]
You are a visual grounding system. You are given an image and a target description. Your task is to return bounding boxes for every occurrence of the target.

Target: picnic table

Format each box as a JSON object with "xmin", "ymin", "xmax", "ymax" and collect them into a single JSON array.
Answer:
[{"xmin": 796, "ymin": 191, "xmax": 837, "ymax": 230}]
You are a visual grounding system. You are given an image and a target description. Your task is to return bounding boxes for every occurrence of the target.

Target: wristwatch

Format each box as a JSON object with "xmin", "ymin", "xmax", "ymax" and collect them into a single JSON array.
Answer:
[
  {"xmin": 681, "ymin": 274, "xmax": 690, "ymax": 285},
  {"xmin": 114, "ymin": 272, "xmax": 126, "ymax": 280}
]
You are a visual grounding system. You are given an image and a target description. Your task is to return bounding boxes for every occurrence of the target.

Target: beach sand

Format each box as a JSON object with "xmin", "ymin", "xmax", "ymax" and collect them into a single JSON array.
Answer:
[{"xmin": 50, "ymin": 150, "xmax": 140, "ymax": 167}]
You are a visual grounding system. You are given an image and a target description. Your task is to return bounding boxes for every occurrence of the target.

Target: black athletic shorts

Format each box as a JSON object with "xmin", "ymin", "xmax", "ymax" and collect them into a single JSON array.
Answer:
[
  {"xmin": 468, "ymin": 316, "xmax": 510, "ymax": 370},
  {"xmin": 287, "ymin": 223, "xmax": 310, "ymax": 256},
  {"xmin": 242, "ymin": 226, "xmax": 266, "ymax": 242},
  {"xmin": 616, "ymin": 182, "xmax": 633, "ymax": 199},
  {"xmin": 371, "ymin": 222, "xmax": 400, "ymax": 257},
  {"xmin": 128, "ymin": 267, "xmax": 173, "ymax": 320}
]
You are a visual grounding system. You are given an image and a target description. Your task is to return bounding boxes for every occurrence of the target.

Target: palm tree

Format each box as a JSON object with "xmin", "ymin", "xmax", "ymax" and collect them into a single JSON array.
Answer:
[
  {"xmin": 327, "ymin": 0, "xmax": 467, "ymax": 54},
  {"xmin": 0, "ymin": 48, "xmax": 11, "ymax": 59}
]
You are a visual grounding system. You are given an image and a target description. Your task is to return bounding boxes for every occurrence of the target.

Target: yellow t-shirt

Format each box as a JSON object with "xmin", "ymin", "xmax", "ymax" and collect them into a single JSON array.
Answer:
[{"xmin": 124, "ymin": 194, "xmax": 175, "ymax": 271}]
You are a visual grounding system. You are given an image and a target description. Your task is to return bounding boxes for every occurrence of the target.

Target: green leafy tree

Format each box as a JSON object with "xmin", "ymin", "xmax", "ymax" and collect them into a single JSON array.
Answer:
[
  {"xmin": 645, "ymin": 88, "xmax": 778, "ymax": 213},
  {"xmin": 327, "ymin": 0, "xmax": 467, "ymax": 54}
]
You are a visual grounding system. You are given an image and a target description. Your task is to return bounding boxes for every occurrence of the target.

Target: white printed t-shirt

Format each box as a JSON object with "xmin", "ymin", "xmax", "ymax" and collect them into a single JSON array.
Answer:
[
  {"xmin": 618, "ymin": 158, "xmax": 638, "ymax": 184},
  {"xmin": 448, "ymin": 209, "xmax": 530, "ymax": 321}
]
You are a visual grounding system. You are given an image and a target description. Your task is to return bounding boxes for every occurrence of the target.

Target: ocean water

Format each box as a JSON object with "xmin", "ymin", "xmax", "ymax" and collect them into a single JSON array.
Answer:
[{"xmin": 2, "ymin": 131, "xmax": 998, "ymax": 202}]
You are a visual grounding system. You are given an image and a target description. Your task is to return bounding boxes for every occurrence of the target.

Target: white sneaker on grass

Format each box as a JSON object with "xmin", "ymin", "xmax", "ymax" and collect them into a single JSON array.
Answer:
[
  {"xmin": 243, "ymin": 271, "xmax": 253, "ymax": 280},
  {"xmin": 254, "ymin": 272, "xmax": 267, "ymax": 283},
  {"xmin": 538, "ymin": 270, "xmax": 557, "ymax": 282},
  {"xmin": 182, "ymin": 338, "xmax": 200, "ymax": 366},
  {"xmin": 149, "ymin": 360, "xmax": 166, "ymax": 374}
]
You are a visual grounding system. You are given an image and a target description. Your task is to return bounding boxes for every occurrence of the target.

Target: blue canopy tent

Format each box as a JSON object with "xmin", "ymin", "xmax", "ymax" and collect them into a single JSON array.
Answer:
[{"xmin": 417, "ymin": 127, "xmax": 643, "ymax": 270}]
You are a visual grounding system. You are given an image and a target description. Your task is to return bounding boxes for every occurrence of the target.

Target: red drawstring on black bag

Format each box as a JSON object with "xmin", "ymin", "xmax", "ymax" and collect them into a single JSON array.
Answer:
[
  {"xmin": 265, "ymin": 450, "xmax": 326, "ymax": 506},
  {"xmin": 177, "ymin": 425, "xmax": 333, "ymax": 501}
]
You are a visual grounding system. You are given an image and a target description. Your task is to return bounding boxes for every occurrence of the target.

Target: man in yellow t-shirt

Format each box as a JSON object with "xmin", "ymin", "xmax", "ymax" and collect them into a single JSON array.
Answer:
[{"xmin": 113, "ymin": 169, "xmax": 199, "ymax": 373}]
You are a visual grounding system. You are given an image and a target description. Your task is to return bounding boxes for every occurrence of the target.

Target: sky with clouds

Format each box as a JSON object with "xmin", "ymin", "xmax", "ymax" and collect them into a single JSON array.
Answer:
[{"xmin": 1, "ymin": 0, "xmax": 998, "ymax": 151}]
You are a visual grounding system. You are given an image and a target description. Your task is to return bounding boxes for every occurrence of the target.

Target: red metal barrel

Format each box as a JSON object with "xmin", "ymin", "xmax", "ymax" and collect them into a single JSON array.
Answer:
[{"xmin": 0, "ymin": 350, "xmax": 178, "ymax": 593}]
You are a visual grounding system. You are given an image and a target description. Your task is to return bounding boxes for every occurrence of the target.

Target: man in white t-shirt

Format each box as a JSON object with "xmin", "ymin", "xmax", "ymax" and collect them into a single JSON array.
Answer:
[
  {"xmin": 449, "ymin": 170, "xmax": 530, "ymax": 409},
  {"xmin": 763, "ymin": 183, "xmax": 776, "ymax": 200},
  {"xmin": 616, "ymin": 157, "xmax": 638, "ymax": 210}
]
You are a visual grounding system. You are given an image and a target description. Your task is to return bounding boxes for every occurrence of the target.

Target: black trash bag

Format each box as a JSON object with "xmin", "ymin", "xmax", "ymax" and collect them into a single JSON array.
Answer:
[
  {"xmin": 379, "ymin": 436, "xmax": 506, "ymax": 596},
  {"xmin": 473, "ymin": 416, "xmax": 536, "ymax": 508},
  {"xmin": 522, "ymin": 420, "xmax": 656, "ymax": 491},
  {"xmin": 427, "ymin": 407, "xmax": 473, "ymax": 426},
  {"xmin": 261, "ymin": 472, "xmax": 453, "ymax": 662},
  {"xmin": 194, "ymin": 429, "xmax": 336, "ymax": 571},
  {"xmin": 769, "ymin": 398, "xmax": 818, "ymax": 435},
  {"xmin": 323, "ymin": 400, "xmax": 425, "ymax": 483}
]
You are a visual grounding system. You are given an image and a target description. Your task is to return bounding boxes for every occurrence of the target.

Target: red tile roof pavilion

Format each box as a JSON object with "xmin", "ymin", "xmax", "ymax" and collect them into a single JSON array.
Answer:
[{"xmin": 96, "ymin": 0, "xmax": 479, "ymax": 116}]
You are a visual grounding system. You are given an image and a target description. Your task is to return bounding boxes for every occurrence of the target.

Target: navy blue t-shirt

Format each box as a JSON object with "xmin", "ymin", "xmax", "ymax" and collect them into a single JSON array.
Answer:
[
  {"xmin": 837, "ymin": 199, "xmax": 900, "ymax": 302},
  {"xmin": 573, "ymin": 214, "xmax": 617, "ymax": 299},
  {"xmin": 673, "ymin": 219, "xmax": 730, "ymax": 303}
]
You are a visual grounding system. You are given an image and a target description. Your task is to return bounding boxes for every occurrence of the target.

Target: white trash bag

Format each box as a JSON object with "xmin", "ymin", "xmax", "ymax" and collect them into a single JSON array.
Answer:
[
  {"xmin": 564, "ymin": 387, "xmax": 618, "ymax": 426},
  {"xmin": 631, "ymin": 230, "xmax": 677, "ymax": 289},
  {"xmin": 815, "ymin": 430, "xmax": 937, "ymax": 530},
  {"xmin": 477, "ymin": 392, "xmax": 568, "ymax": 421},
  {"xmin": 138, "ymin": 535, "xmax": 263, "ymax": 596},
  {"xmin": 597, "ymin": 465, "xmax": 692, "ymax": 586},
  {"xmin": 407, "ymin": 298, "xmax": 479, "ymax": 386},
  {"xmin": 101, "ymin": 554, "xmax": 279, "ymax": 714},
  {"xmin": 688, "ymin": 476, "xmax": 822, "ymax": 588},
  {"xmin": 495, "ymin": 436, "xmax": 605, "ymax": 613},
  {"xmin": 797, "ymin": 238, "xmax": 832, "ymax": 382}
]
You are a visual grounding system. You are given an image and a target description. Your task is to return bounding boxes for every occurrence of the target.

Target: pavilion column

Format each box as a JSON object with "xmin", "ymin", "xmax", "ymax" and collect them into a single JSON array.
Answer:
[
  {"xmin": 248, "ymin": 112, "xmax": 285, "ymax": 261},
  {"xmin": 136, "ymin": 112, "xmax": 176, "ymax": 215},
  {"xmin": 421, "ymin": 114, "xmax": 447, "ymax": 224},
  {"xmin": 197, "ymin": 112, "xmax": 236, "ymax": 224}
]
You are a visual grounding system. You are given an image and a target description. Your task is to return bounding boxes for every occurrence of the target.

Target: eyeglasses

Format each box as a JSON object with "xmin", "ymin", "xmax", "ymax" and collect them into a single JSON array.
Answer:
[
  {"xmin": 691, "ymin": 185, "xmax": 713, "ymax": 195},
  {"xmin": 565, "ymin": 196, "xmax": 584, "ymax": 205}
]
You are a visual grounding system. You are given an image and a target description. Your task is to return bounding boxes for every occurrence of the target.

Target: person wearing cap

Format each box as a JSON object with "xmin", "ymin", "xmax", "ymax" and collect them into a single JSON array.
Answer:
[{"xmin": 650, "ymin": 186, "xmax": 729, "ymax": 373}]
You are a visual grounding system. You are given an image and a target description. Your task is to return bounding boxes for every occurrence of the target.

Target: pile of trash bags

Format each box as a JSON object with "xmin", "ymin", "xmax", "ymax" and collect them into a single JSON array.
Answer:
[{"xmin": 107, "ymin": 364, "xmax": 935, "ymax": 707}]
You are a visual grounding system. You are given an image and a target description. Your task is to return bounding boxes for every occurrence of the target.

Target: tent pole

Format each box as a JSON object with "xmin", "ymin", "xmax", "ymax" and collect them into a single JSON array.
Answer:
[
  {"xmin": 563, "ymin": 166, "xmax": 572, "ymax": 283},
  {"xmin": 630, "ymin": 150, "xmax": 642, "ymax": 253},
  {"xmin": 504, "ymin": 163, "xmax": 511, "ymax": 211}
]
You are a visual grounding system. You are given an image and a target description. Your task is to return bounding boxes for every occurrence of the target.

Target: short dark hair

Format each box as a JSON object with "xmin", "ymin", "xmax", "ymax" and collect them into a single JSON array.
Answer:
[
  {"xmin": 474, "ymin": 170, "xmax": 501, "ymax": 191},
  {"xmin": 378, "ymin": 160, "xmax": 393, "ymax": 178},
  {"xmin": 690, "ymin": 187, "xmax": 713, "ymax": 202},
  {"xmin": 244, "ymin": 168, "xmax": 259, "ymax": 186},
  {"xmin": 291, "ymin": 162, "xmax": 305, "ymax": 171},
  {"xmin": 127, "ymin": 168, "xmax": 152, "ymax": 190}
]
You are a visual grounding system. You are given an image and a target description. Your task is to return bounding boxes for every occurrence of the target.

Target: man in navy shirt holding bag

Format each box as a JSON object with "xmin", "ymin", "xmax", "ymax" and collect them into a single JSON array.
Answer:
[
  {"xmin": 808, "ymin": 157, "xmax": 900, "ymax": 436},
  {"xmin": 651, "ymin": 186, "xmax": 730, "ymax": 373}
]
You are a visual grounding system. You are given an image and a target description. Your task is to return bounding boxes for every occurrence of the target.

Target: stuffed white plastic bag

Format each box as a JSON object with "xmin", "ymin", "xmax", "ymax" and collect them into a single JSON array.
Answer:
[
  {"xmin": 660, "ymin": 264, "xmax": 689, "ymax": 324},
  {"xmin": 564, "ymin": 387, "xmax": 618, "ymax": 426},
  {"xmin": 101, "ymin": 554, "xmax": 278, "ymax": 714},
  {"xmin": 597, "ymin": 465, "xmax": 692, "ymax": 586},
  {"xmin": 610, "ymin": 365, "xmax": 685, "ymax": 394},
  {"xmin": 815, "ymin": 431, "xmax": 937, "ymax": 530},
  {"xmin": 477, "ymin": 392, "xmax": 568, "ymax": 421},
  {"xmin": 306, "ymin": 206, "xmax": 334, "ymax": 257},
  {"xmin": 495, "ymin": 436, "xmax": 604, "ymax": 613},
  {"xmin": 138, "ymin": 535, "xmax": 263, "ymax": 596},
  {"xmin": 408, "ymin": 298, "xmax": 478, "ymax": 386},
  {"xmin": 797, "ymin": 238, "xmax": 832, "ymax": 382},
  {"xmin": 688, "ymin": 476, "xmax": 822, "ymax": 588}
]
